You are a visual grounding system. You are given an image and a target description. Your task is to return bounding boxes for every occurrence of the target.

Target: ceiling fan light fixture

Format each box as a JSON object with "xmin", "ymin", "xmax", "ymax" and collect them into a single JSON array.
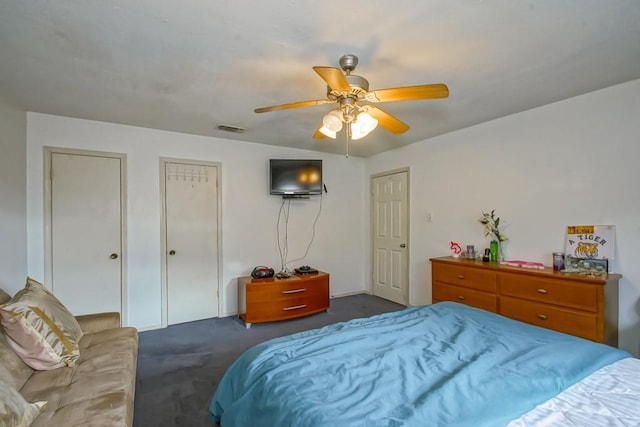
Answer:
[
  {"xmin": 318, "ymin": 125, "xmax": 337, "ymax": 139},
  {"xmin": 357, "ymin": 111, "xmax": 378, "ymax": 133},
  {"xmin": 350, "ymin": 124, "xmax": 366, "ymax": 140},
  {"xmin": 351, "ymin": 112, "xmax": 378, "ymax": 140},
  {"xmin": 322, "ymin": 109, "xmax": 343, "ymax": 132}
]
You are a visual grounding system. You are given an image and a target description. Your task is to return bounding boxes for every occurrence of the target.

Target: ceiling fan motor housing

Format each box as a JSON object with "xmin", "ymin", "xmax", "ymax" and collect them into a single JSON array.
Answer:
[
  {"xmin": 339, "ymin": 54, "xmax": 359, "ymax": 73},
  {"xmin": 327, "ymin": 75, "xmax": 369, "ymax": 101}
]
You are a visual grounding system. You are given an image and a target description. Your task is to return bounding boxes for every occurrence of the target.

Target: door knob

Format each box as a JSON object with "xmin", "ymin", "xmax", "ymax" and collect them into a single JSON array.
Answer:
[
  {"xmin": 400, "ymin": 243, "xmax": 406, "ymax": 248},
  {"xmin": 169, "ymin": 250, "xmax": 176, "ymax": 256},
  {"xmin": 110, "ymin": 253, "xmax": 118, "ymax": 259}
]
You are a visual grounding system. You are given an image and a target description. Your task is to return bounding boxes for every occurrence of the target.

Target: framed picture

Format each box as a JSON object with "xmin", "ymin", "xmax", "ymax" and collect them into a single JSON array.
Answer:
[
  {"xmin": 563, "ymin": 256, "xmax": 608, "ymax": 275},
  {"xmin": 564, "ymin": 225, "xmax": 615, "ymax": 273},
  {"xmin": 565, "ymin": 225, "xmax": 615, "ymax": 260}
]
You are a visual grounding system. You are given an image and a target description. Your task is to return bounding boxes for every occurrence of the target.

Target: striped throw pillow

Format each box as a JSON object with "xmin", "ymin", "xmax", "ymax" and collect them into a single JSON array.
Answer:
[{"xmin": 0, "ymin": 278, "xmax": 83, "ymax": 370}]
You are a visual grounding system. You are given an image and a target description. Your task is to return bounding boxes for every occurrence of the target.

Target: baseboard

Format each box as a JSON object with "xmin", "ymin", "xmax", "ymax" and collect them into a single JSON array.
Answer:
[
  {"xmin": 330, "ymin": 290, "xmax": 371, "ymax": 298},
  {"xmin": 136, "ymin": 323, "xmax": 164, "ymax": 332},
  {"xmin": 220, "ymin": 311, "xmax": 238, "ymax": 318}
]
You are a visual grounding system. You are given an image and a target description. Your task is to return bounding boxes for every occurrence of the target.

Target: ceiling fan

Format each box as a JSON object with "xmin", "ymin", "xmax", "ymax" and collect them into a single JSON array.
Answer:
[{"xmin": 255, "ymin": 54, "xmax": 449, "ymax": 155}]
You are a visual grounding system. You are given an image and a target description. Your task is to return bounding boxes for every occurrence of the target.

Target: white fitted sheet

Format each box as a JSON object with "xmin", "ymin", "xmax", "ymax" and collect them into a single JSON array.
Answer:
[{"xmin": 507, "ymin": 357, "xmax": 640, "ymax": 426}]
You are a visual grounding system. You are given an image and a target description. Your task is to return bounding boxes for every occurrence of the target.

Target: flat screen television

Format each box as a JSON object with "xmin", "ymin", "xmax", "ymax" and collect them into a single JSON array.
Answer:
[{"xmin": 270, "ymin": 159, "xmax": 323, "ymax": 196}]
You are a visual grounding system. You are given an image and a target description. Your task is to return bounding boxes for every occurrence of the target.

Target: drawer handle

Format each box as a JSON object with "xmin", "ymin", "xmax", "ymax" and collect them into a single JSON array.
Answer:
[
  {"xmin": 536, "ymin": 288, "xmax": 548, "ymax": 294},
  {"xmin": 282, "ymin": 288, "xmax": 306, "ymax": 294},
  {"xmin": 283, "ymin": 304, "xmax": 307, "ymax": 311},
  {"xmin": 536, "ymin": 314, "xmax": 548, "ymax": 320},
  {"xmin": 457, "ymin": 275, "xmax": 465, "ymax": 280},
  {"xmin": 457, "ymin": 295, "xmax": 465, "ymax": 300}
]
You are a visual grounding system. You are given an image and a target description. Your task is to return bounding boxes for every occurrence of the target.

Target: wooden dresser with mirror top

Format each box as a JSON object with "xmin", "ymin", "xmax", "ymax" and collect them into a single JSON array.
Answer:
[{"xmin": 430, "ymin": 256, "xmax": 620, "ymax": 346}]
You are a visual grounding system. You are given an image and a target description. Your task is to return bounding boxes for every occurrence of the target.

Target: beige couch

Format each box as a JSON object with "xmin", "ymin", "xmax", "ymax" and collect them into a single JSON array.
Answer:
[{"xmin": 0, "ymin": 288, "xmax": 138, "ymax": 426}]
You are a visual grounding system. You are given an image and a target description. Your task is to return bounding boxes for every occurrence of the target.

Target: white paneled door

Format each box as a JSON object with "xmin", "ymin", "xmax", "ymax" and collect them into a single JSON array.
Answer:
[
  {"xmin": 163, "ymin": 160, "xmax": 220, "ymax": 325},
  {"xmin": 372, "ymin": 170, "xmax": 409, "ymax": 305},
  {"xmin": 48, "ymin": 150, "xmax": 124, "ymax": 316}
]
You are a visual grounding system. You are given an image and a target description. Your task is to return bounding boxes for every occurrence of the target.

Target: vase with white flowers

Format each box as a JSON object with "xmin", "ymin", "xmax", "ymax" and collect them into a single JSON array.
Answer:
[{"xmin": 479, "ymin": 210, "xmax": 508, "ymax": 261}]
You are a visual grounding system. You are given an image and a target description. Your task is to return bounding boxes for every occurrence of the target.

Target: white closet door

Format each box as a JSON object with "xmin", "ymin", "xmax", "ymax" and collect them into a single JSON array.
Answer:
[
  {"xmin": 372, "ymin": 171, "xmax": 409, "ymax": 305},
  {"xmin": 50, "ymin": 152, "xmax": 123, "ymax": 315},
  {"xmin": 165, "ymin": 161, "xmax": 219, "ymax": 325}
]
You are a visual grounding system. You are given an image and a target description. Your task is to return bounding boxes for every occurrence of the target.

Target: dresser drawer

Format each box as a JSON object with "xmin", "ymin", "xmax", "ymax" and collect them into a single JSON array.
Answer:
[
  {"xmin": 245, "ymin": 292, "xmax": 329, "ymax": 323},
  {"xmin": 247, "ymin": 278, "xmax": 329, "ymax": 303},
  {"xmin": 432, "ymin": 263, "xmax": 497, "ymax": 292},
  {"xmin": 499, "ymin": 296, "xmax": 599, "ymax": 341},
  {"xmin": 433, "ymin": 282, "xmax": 497, "ymax": 312},
  {"xmin": 499, "ymin": 273, "xmax": 598, "ymax": 312}
]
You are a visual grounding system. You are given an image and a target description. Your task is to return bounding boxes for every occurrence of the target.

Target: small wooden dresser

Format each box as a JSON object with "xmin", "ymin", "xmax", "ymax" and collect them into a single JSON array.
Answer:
[
  {"xmin": 430, "ymin": 257, "xmax": 620, "ymax": 346},
  {"xmin": 238, "ymin": 272, "xmax": 330, "ymax": 328}
]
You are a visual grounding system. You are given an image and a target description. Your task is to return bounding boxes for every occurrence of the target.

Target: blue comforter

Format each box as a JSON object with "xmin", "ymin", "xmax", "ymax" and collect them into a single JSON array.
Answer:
[{"xmin": 210, "ymin": 302, "xmax": 629, "ymax": 427}]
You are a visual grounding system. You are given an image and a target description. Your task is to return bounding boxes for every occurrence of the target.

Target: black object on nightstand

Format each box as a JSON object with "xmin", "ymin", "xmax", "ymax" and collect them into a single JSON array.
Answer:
[{"xmin": 295, "ymin": 265, "xmax": 318, "ymax": 275}]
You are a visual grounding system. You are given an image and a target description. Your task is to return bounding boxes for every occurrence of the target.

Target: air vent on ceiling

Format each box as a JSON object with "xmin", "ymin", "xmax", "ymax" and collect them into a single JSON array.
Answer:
[{"xmin": 216, "ymin": 124, "xmax": 245, "ymax": 133}]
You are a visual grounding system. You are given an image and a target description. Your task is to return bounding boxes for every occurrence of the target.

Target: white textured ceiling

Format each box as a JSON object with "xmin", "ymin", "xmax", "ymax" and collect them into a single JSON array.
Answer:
[{"xmin": 1, "ymin": 1, "xmax": 639, "ymax": 157}]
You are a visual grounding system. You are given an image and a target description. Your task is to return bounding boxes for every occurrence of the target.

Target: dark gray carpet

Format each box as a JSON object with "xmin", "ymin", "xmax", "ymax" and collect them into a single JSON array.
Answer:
[{"xmin": 133, "ymin": 293, "xmax": 405, "ymax": 427}]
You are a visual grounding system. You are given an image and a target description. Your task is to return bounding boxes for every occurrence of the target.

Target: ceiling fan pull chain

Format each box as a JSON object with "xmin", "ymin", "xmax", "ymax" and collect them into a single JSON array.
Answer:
[{"xmin": 345, "ymin": 123, "xmax": 351, "ymax": 158}]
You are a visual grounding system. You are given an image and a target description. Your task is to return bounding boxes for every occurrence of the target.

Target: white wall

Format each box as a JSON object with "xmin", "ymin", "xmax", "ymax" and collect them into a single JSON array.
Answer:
[
  {"xmin": 22, "ymin": 79, "xmax": 640, "ymax": 353},
  {"xmin": 366, "ymin": 78, "xmax": 640, "ymax": 356},
  {"xmin": 0, "ymin": 99, "xmax": 27, "ymax": 292},
  {"xmin": 26, "ymin": 114, "xmax": 367, "ymax": 329}
]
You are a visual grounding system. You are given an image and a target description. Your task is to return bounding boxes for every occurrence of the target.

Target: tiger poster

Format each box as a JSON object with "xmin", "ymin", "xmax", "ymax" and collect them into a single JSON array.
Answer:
[{"xmin": 565, "ymin": 225, "xmax": 615, "ymax": 263}]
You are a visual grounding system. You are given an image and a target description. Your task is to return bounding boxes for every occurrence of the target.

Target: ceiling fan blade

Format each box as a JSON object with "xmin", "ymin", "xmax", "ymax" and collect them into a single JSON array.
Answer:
[
  {"xmin": 365, "ymin": 105, "xmax": 410, "ymax": 134},
  {"xmin": 365, "ymin": 84, "xmax": 449, "ymax": 103},
  {"xmin": 312, "ymin": 122, "xmax": 327, "ymax": 139},
  {"xmin": 312, "ymin": 66, "xmax": 351, "ymax": 92},
  {"xmin": 255, "ymin": 99, "xmax": 332, "ymax": 113}
]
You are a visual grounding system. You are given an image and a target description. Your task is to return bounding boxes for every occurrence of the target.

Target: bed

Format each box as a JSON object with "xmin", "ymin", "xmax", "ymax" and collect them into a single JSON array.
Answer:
[{"xmin": 209, "ymin": 302, "xmax": 638, "ymax": 426}]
